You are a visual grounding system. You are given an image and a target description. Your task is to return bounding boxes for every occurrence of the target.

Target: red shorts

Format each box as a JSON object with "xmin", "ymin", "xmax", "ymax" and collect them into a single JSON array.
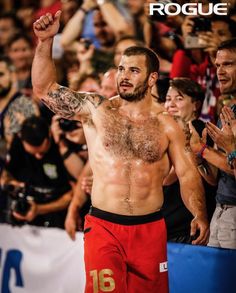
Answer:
[{"xmin": 84, "ymin": 207, "xmax": 169, "ymax": 293}]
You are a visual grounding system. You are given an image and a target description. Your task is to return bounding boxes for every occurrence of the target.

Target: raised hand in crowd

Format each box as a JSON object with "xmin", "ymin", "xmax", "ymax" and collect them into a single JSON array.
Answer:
[
  {"xmin": 181, "ymin": 16, "xmax": 195, "ymax": 39},
  {"xmin": 206, "ymin": 106, "xmax": 236, "ymax": 154},
  {"xmin": 188, "ymin": 122, "xmax": 218, "ymax": 186}
]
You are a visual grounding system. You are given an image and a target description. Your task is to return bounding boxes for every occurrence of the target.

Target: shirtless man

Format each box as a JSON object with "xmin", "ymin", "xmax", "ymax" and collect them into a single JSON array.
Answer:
[{"xmin": 32, "ymin": 11, "xmax": 209, "ymax": 293}]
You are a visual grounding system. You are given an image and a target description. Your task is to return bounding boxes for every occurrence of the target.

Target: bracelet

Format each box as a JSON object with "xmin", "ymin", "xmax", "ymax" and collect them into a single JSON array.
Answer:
[
  {"xmin": 79, "ymin": 7, "xmax": 88, "ymax": 14},
  {"xmin": 227, "ymin": 150, "xmax": 236, "ymax": 169},
  {"xmin": 197, "ymin": 144, "xmax": 207, "ymax": 159}
]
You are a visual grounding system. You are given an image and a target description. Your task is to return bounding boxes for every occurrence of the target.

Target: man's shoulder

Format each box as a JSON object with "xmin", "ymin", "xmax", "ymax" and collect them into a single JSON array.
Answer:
[
  {"xmin": 4, "ymin": 93, "xmax": 39, "ymax": 137},
  {"xmin": 7, "ymin": 93, "xmax": 36, "ymax": 111}
]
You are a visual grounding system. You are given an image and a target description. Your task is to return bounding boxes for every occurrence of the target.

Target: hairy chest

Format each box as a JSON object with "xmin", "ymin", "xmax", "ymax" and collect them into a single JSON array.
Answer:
[{"xmin": 102, "ymin": 110, "xmax": 165, "ymax": 163}]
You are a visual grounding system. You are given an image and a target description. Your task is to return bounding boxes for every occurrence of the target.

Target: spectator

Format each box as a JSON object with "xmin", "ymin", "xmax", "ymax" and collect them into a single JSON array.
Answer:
[
  {"xmin": 0, "ymin": 56, "xmax": 39, "ymax": 149},
  {"xmin": 206, "ymin": 106, "xmax": 236, "ymax": 179},
  {"xmin": 1, "ymin": 116, "xmax": 72, "ymax": 228},
  {"xmin": 0, "ymin": 12, "xmax": 24, "ymax": 54},
  {"xmin": 60, "ymin": 0, "xmax": 81, "ymax": 30},
  {"xmin": 7, "ymin": 33, "xmax": 35, "ymax": 96},
  {"xmin": 171, "ymin": 15, "xmax": 236, "ymax": 122},
  {"xmin": 61, "ymin": 0, "xmax": 132, "ymax": 50},
  {"xmin": 51, "ymin": 114, "xmax": 88, "ymax": 179},
  {"xmin": 190, "ymin": 38, "xmax": 236, "ymax": 249},
  {"xmin": 16, "ymin": 2, "xmax": 39, "ymax": 40},
  {"xmin": 163, "ymin": 77, "xmax": 217, "ymax": 243}
]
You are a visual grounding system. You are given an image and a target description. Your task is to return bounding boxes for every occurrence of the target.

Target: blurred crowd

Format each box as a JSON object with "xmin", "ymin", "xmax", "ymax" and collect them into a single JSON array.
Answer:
[{"xmin": 0, "ymin": 0, "xmax": 235, "ymax": 249}]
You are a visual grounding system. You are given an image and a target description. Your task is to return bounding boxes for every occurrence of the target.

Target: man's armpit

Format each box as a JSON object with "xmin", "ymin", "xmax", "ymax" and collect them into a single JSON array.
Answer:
[{"xmin": 44, "ymin": 86, "xmax": 105, "ymax": 118}]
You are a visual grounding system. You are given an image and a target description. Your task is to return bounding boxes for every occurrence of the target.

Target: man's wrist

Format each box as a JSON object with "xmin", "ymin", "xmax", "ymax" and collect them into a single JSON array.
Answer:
[
  {"xmin": 79, "ymin": 6, "xmax": 88, "ymax": 15},
  {"xmin": 227, "ymin": 150, "xmax": 236, "ymax": 169}
]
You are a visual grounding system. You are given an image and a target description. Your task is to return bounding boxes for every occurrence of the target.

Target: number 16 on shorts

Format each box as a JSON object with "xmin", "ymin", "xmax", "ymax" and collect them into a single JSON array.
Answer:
[{"xmin": 90, "ymin": 269, "xmax": 115, "ymax": 292}]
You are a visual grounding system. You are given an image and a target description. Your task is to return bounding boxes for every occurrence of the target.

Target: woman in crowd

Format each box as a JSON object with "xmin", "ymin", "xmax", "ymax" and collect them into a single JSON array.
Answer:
[{"xmin": 163, "ymin": 77, "xmax": 217, "ymax": 243}]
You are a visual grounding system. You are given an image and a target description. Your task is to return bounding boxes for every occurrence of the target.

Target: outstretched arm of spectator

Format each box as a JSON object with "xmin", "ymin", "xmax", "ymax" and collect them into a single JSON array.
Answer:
[
  {"xmin": 13, "ymin": 189, "xmax": 73, "ymax": 222},
  {"xmin": 189, "ymin": 122, "xmax": 234, "ymax": 176},
  {"xmin": 61, "ymin": 0, "xmax": 97, "ymax": 49},
  {"xmin": 97, "ymin": 0, "xmax": 133, "ymax": 37}
]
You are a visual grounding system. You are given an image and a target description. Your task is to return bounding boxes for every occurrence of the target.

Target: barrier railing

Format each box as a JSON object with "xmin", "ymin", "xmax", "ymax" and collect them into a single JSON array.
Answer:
[{"xmin": 0, "ymin": 224, "xmax": 236, "ymax": 293}]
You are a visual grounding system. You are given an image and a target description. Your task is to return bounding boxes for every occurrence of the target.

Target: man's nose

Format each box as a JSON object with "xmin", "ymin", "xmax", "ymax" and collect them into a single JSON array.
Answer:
[
  {"xmin": 120, "ymin": 70, "xmax": 130, "ymax": 80},
  {"xmin": 217, "ymin": 65, "xmax": 225, "ymax": 75}
]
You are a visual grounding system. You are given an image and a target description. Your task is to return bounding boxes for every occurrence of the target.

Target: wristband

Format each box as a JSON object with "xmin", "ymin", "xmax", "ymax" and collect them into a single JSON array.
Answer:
[
  {"xmin": 79, "ymin": 7, "xmax": 88, "ymax": 14},
  {"xmin": 197, "ymin": 144, "xmax": 207, "ymax": 159},
  {"xmin": 227, "ymin": 150, "xmax": 236, "ymax": 168}
]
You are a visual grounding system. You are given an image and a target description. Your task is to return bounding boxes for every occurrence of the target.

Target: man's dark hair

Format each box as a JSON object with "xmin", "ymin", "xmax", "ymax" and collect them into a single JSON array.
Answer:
[
  {"xmin": 7, "ymin": 32, "xmax": 33, "ymax": 49},
  {"xmin": 21, "ymin": 116, "xmax": 49, "ymax": 147},
  {"xmin": 211, "ymin": 16, "xmax": 236, "ymax": 38},
  {"xmin": 0, "ymin": 12, "xmax": 24, "ymax": 31},
  {"xmin": 170, "ymin": 78, "xmax": 205, "ymax": 117},
  {"xmin": 218, "ymin": 37, "xmax": 236, "ymax": 52},
  {"xmin": 123, "ymin": 46, "xmax": 160, "ymax": 75},
  {"xmin": 0, "ymin": 55, "xmax": 14, "ymax": 70}
]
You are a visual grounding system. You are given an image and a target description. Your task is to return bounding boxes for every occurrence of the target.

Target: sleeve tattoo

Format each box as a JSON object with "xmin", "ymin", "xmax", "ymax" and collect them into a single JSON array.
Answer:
[
  {"xmin": 173, "ymin": 115, "xmax": 192, "ymax": 152},
  {"xmin": 43, "ymin": 86, "xmax": 105, "ymax": 118}
]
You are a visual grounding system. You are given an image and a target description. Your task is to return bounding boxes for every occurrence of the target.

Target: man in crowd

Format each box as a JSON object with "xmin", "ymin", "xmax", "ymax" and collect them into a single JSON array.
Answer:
[
  {"xmin": 1, "ymin": 116, "xmax": 72, "ymax": 228},
  {"xmin": 191, "ymin": 38, "xmax": 236, "ymax": 249},
  {"xmin": 32, "ymin": 11, "xmax": 209, "ymax": 293}
]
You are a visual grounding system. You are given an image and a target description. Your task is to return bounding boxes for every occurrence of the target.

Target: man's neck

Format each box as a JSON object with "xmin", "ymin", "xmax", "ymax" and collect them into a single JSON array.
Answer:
[{"xmin": 119, "ymin": 94, "xmax": 153, "ymax": 119}]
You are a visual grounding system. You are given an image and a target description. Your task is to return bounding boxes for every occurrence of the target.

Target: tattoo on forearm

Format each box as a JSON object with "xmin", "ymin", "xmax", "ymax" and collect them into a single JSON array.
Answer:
[
  {"xmin": 43, "ymin": 86, "xmax": 105, "ymax": 118},
  {"xmin": 183, "ymin": 123, "xmax": 191, "ymax": 152},
  {"xmin": 173, "ymin": 116, "xmax": 191, "ymax": 152}
]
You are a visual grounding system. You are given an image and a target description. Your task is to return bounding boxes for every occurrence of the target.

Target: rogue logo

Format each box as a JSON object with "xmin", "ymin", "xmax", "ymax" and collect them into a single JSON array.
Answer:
[{"xmin": 149, "ymin": 3, "xmax": 228, "ymax": 16}]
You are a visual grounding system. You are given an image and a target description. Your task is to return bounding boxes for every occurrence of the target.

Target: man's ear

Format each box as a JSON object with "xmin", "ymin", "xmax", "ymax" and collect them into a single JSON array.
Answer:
[{"xmin": 148, "ymin": 72, "xmax": 158, "ymax": 87}]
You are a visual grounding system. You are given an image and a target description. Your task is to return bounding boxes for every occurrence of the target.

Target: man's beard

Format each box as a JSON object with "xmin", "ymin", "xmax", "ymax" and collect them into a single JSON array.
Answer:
[
  {"xmin": 0, "ymin": 83, "xmax": 11, "ymax": 98},
  {"xmin": 118, "ymin": 77, "xmax": 149, "ymax": 102}
]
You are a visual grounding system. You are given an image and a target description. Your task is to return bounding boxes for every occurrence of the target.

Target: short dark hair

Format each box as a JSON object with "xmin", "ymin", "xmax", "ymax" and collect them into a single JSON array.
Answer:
[
  {"xmin": 0, "ymin": 55, "xmax": 14, "ymax": 71},
  {"xmin": 7, "ymin": 32, "xmax": 33, "ymax": 49},
  {"xmin": 218, "ymin": 37, "xmax": 236, "ymax": 52},
  {"xmin": 0, "ymin": 12, "xmax": 24, "ymax": 30},
  {"xmin": 123, "ymin": 46, "xmax": 160, "ymax": 75},
  {"xmin": 170, "ymin": 78, "xmax": 205, "ymax": 116},
  {"xmin": 211, "ymin": 16, "xmax": 236, "ymax": 38},
  {"xmin": 21, "ymin": 116, "xmax": 49, "ymax": 146}
]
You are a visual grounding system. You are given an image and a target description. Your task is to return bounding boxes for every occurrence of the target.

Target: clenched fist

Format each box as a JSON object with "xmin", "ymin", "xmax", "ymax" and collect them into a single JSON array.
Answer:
[{"xmin": 33, "ymin": 10, "xmax": 61, "ymax": 41}]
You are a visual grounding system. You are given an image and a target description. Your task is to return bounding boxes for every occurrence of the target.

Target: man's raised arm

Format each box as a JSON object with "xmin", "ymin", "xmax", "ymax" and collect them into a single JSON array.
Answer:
[{"xmin": 32, "ymin": 11, "xmax": 104, "ymax": 119}]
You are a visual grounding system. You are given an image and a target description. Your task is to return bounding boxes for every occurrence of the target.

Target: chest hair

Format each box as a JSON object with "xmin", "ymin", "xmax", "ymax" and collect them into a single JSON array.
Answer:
[{"xmin": 102, "ymin": 108, "xmax": 164, "ymax": 163}]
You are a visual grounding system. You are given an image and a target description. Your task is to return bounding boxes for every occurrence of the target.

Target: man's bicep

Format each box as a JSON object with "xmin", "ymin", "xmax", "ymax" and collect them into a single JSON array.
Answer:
[{"xmin": 42, "ymin": 85, "xmax": 105, "ymax": 119}]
